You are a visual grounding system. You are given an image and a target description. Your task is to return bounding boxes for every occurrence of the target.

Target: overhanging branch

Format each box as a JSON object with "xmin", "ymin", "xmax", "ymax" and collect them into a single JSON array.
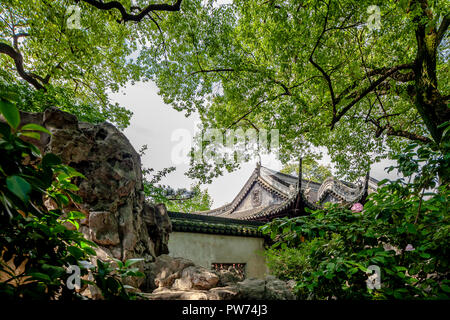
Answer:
[
  {"xmin": 331, "ymin": 63, "xmax": 414, "ymax": 129},
  {"xmin": 0, "ymin": 42, "xmax": 45, "ymax": 90},
  {"xmin": 77, "ymin": 0, "xmax": 182, "ymax": 22}
]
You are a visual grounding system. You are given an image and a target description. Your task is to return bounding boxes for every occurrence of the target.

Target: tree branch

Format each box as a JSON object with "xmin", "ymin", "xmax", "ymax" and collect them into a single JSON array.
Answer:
[
  {"xmin": 0, "ymin": 42, "xmax": 45, "ymax": 90},
  {"xmin": 385, "ymin": 125, "xmax": 432, "ymax": 144},
  {"xmin": 309, "ymin": 0, "xmax": 337, "ymax": 111},
  {"xmin": 331, "ymin": 63, "xmax": 414, "ymax": 128},
  {"xmin": 436, "ymin": 15, "xmax": 449, "ymax": 46},
  {"xmin": 78, "ymin": 0, "xmax": 182, "ymax": 22},
  {"xmin": 188, "ymin": 68, "xmax": 235, "ymax": 76}
]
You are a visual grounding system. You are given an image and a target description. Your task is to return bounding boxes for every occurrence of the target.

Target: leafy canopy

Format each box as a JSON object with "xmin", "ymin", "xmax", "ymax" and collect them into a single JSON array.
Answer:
[
  {"xmin": 1, "ymin": 0, "xmax": 448, "ymax": 182},
  {"xmin": 0, "ymin": 0, "xmax": 183, "ymax": 128},
  {"xmin": 143, "ymin": 0, "xmax": 449, "ymax": 181}
]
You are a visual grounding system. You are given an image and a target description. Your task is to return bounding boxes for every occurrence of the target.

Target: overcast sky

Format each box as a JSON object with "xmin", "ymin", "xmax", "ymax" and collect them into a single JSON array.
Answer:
[{"xmin": 109, "ymin": 80, "xmax": 398, "ymax": 208}]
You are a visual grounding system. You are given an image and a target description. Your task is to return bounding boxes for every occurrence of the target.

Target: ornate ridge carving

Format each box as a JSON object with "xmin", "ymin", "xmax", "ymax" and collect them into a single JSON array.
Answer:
[{"xmin": 317, "ymin": 177, "xmax": 365, "ymax": 203}]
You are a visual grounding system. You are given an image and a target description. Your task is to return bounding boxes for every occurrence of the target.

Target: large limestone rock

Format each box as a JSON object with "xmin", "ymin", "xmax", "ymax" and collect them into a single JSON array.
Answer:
[
  {"xmin": 145, "ymin": 255, "xmax": 295, "ymax": 300},
  {"xmin": 147, "ymin": 254, "xmax": 218, "ymax": 291},
  {"xmin": 17, "ymin": 108, "xmax": 172, "ymax": 290},
  {"xmin": 235, "ymin": 276, "xmax": 296, "ymax": 300},
  {"xmin": 144, "ymin": 288, "xmax": 210, "ymax": 300},
  {"xmin": 173, "ymin": 266, "xmax": 220, "ymax": 290},
  {"xmin": 217, "ymin": 268, "xmax": 245, "ymax": 286}
]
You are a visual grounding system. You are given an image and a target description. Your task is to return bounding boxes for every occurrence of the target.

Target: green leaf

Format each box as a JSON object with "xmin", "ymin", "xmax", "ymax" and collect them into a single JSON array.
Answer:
[
  {"xmin": 20, "ymin": 131, "xmax": 41, "ymax": 140},
  {"xmin": 82, "ymin": 246, "xmax": 97, "ymax": 256},
  {"xmin": 112, "ymin": 258, "xmax": 124, "ymax": 268},
  {"xmin": 42, "ymin": 153, "xmax": 62, "ymax": 168},
  {"xmin": 68, "ymin": 246, "xmax": 85, "ymax": 260},
  {"xmin": 406, "ymin": 223, "xmax": 417, "ymax": 234},
  {"xmin": 420, "ymin": 252, "xmax": 431, "ymax": 259},
  {"xmin": 6, "ymin": 175, "xmax": 31, "ymax": 203},
  {"xmin": 0, "ymin": 99, "xmax": 20, "ymax": 129},
  {"xmin": 124, "ymin": 258, "xmax": 145, "ymax": 268},
  {"xmin": 20, "ymin": 123, "xmax": 51, "ymax": 135},
  {"xmin": 41, "ymin": 264, "xmax": 65, "ymax": 279},
  {"xmin": 29, "ymin": 272, "xmax": 51, "ymax": 282},
  {"xmin": 68, "ymin": 211, "xmax": 86, "ymax": 220}
]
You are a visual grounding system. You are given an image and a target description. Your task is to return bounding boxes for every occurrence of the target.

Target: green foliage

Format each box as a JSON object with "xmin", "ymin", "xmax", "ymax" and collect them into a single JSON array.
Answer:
[
  {"xmin": 262, "ymin": 186, "xmax": 449, "ymax": 299},
  {"xmin": 280, "ymin": 157, "xmax": 333, "ymax": 183},
  {"xmin": 0, "ymin": 0, "xmax": 151, "ymax": 128},
  {"xmin": 261, "ymin": 138, "xmax": 449, "ymax": 299},
  {"xmin": 90, "ymin": 258, "xmax": 145, "ymax": 300},
  {"xmin": 0, "ymin": 95, "xmax": 94, "ymax": 299},
  {"xmin": 0, "ymin": 96, "xmax": 140, "ymax": 300},
  {"xmin": 142, "ymin": 0, "xmax": 449, "ymax": 181},
  {"xmin": 264, "ymin": 245, "xmax": 314, "ymax": 282},
  {"xmin": 0, "ymin": 72, "xmax": 132, "ymax": 129},
  {"xmin": 1, "ymin": 0, "xmax": 448, "ymax": 181},
  {"xmin": 139, "ymin": 145, "xmax": 213, "ymax": 212},
  {"xmin": 165, "ymin": 183, "xmax": 213, "ymax": 213}
]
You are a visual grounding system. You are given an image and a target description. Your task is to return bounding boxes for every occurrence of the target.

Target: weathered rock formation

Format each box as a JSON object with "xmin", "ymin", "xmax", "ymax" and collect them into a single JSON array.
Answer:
[
  {"xmin": 18, "ymin": 108, "xmax": 172, "ymax": 289},
  {"xmin": 143, "ymin": 255, "xmax": 295, "ymax": 300}
]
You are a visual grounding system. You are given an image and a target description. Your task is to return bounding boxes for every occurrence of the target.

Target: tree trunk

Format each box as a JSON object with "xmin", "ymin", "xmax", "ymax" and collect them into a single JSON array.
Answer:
[{"xmin": 412, "ymin": 1, "xmax": 450, "ymax": 145}]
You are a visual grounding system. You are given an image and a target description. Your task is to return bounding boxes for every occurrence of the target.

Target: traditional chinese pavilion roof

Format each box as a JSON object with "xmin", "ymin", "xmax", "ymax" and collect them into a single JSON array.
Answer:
[
  {"xmin": 194, "ymin": 164, "xmax": 378, "ymax": 222},
  {"xmin": 168, "ymin": 211, "xmax": 265, "ymax": 237}
]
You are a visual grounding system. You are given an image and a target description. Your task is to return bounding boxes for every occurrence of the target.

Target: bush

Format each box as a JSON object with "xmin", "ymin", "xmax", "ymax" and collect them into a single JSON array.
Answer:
[
  {"xmin": 261, "ymin": 135, "xmax": 449, "ymax": 300},
  {"xmin": 0, "ymin": 94, "xmax": 142, "ymax": 300}
]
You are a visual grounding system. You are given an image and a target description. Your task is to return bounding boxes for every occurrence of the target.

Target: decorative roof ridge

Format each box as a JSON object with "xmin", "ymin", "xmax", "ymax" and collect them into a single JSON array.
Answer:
[
  {"xmin": 192, "ymin": 202, "xmax": 232, "ymax": 215},
  {"xmin": 195, "ymin": 166, "xmax": 260, "ymax": 216},
  {"xmin": 317, "ymin": 176, "xmax": 366, "ymax": 203},
  {"xmin": 259, "ymin": 166, "xmax": 321, "ymax": 187},
  {"xmin": 242, "ymin": 190, "xmax": 319, "ymax": 221},
  {"xmin": 259, "ymin": 165, "xmax": 324, "ymax": 186},
  {"xmin": 256, "ymin": 176, "xmax": 291, "ymax": 199},
  {"xmin": 168, "ymin": 211, "xmax": 265, "ymax": 227}
]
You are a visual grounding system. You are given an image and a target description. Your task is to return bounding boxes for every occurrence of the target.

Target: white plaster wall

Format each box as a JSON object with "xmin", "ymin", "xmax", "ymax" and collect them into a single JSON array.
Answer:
[{"xmin": 168, "ymin": 232, "xmax": 268, "ymax": 279}]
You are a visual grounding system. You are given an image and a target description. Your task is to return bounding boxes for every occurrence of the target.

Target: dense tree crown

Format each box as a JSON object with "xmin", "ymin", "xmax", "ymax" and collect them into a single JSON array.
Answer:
[
  {"xmin": 145, "ymin": 0, "xmax": 448, "ymax": 181},
  {"xmin": 0, "ymin": 0, "xmax": 182, "ymax": 128},
  {"xmin": 0, "ymin": 0, "xmax": 448, "ymax": 182}
]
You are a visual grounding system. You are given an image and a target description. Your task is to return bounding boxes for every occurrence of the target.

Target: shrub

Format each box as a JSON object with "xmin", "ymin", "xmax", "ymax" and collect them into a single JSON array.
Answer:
[
  {"xmin": 261, "ymin": 134, "xmax": 449, "ymax": 300},
  {"xmin": 0, "ymin": 94, "xmax": 142, "ymax": 300}
]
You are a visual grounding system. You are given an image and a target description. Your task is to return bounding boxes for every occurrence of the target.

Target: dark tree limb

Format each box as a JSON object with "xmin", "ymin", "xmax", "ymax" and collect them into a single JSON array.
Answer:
[
  {"xmin": 0, "ymin": 42, "xmax": 45, "ymax": 90},
  {"xmin": 12, "ymin": 32, "xmax": 29, "ymax": 50},
  {"xmin": 385, "ymin": 125, "xmax": 432, "ymax": 144},
  {"xmin": 331, "ymin": 63, "xmax": 414, "ymax": 129},
  {"xmin": 309, "ymin": 0, "xmax": 337, "ymax": 111},
  {"xmin": 436, "ymin": 15, "xmax": 449, "ymax": 46},
  {"xmin": 365, "ymin": 115, "xmax": 432, "ymax": 144},
  {"xmin": 77, "ymin": 0, "xmax": 182, "ymax": 22},
  {"xmin": 188, "ymin": 68, "xmax": 235, "ymax": 76}
]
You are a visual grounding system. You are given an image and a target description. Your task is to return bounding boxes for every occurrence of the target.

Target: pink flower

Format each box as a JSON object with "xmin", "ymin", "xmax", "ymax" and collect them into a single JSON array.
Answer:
[
  {"xmin": 405, "ymin": 244, "xmax": 415, "ymax": 252},
  {"xmin": 351, "ymin": 202, "xmax": 363, "ymax": 213}
]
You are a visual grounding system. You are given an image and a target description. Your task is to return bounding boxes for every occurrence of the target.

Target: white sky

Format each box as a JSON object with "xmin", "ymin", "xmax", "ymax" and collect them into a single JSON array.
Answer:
[{"xmin": 109, "ymin": 80, "xmax": 398, "ymax": 208}]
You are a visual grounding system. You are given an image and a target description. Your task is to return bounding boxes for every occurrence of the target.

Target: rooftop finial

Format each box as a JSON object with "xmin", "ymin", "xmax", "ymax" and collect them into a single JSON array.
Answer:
[
  {"xmin": 298, "ymin": 157, "xmax": 303, "ymax": 191},
  {"xmin": 359, "ymin": 169, "xmax": 371, "ymax": 204}
]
